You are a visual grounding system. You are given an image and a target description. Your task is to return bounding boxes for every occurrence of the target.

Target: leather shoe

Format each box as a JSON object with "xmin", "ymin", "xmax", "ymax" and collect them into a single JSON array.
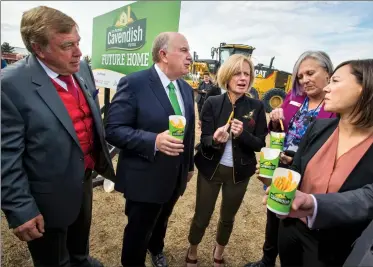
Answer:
[
  {"xmin": 88, "ymin": 256, "xmax": 104, "ymax": 267},
  {"xmin": 149, "ymin": 251, "xmax": 168, "ymax": 267},
  {"xmin": 244, "ymin": 260, "xmax": 274, "ymax": 267}
]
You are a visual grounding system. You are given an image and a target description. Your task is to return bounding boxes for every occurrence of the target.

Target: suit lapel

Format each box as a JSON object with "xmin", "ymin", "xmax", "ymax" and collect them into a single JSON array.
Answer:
[
  {"xmin": 30, "ymin": 56, "xmax": 81, "ymax": 149},
  {"xmin": 149, "ymin": 66, "xmax": 175, "ymax": 117},
  {"xmin": 74, "ymin": 72, "xmax": 104, "ymax": 138}
]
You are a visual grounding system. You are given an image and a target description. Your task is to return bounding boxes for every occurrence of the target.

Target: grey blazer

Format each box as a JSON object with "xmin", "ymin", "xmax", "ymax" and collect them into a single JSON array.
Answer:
[
  {"xmin": 313, "ymin": 184, "xmax": 373, "ymax": 267},
  {"xmin": 1, "ymin": 55, "xmax": 115, "ymax": 229}
]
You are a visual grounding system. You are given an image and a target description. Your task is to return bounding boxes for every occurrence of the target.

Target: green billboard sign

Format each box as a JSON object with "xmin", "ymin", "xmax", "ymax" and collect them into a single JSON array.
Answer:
[{"xmin": 91, "ymin": 1, "xmax": 181, "ymax": 89}]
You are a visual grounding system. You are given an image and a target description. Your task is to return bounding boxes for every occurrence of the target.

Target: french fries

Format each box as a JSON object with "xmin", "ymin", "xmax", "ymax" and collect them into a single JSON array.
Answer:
[
  {"xmin": 227, "ymin": 111, "xmax": 234, "ymax": 125},
  {"xmin": 273, "ymin": 170, "xmax": 297, "ymax": 192},
  {"xmin": 170, "ymin": 118, "xmax": 185, "ymax": 129},
  {"xmin": 279, "ymin": 119, "xmax": 284, "ymax": 131}
]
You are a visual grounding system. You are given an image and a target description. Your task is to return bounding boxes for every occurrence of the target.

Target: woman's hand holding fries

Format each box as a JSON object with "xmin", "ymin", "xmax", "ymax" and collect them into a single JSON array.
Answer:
[
  {"xmin": 280, "ymin": 153, "xmax": 293, "ymax": 165},
  {"xmin": 213, "ymin": 124, "xmax": 230, "ymax": 144},
  {"xmin": 255, "ymin": 163, "xmax": 268, "ymax": 185},
  {"xmin": 269, "ymin": 108, "xmax": 285, "ymax": 127},
  {"xmin": 255, "ymin": 163, "xmax": 272, "ymax": 186},
  {"xmin": 263, "ymin": 188, "xmax": 316, "ymax": 219},
  {"xmin": 231, "ymin": 119, "xmax": 243, "ymax": 137}
]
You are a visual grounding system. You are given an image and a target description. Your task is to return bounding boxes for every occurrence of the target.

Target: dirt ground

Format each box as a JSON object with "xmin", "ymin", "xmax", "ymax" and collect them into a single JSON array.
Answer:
[{"xmin": 1, "ymin": 89, "xmax": 274, "ymax": 267}]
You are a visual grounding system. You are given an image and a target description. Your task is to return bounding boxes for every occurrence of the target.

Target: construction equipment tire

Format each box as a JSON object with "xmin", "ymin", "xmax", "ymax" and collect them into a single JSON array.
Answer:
[
  {"xmin": 247, "ymin": 87, "xmax": 259, "ymax": 99},
  {"xmin": 262, "ymin": 88, "xmax": 286, "ymax": 113}
]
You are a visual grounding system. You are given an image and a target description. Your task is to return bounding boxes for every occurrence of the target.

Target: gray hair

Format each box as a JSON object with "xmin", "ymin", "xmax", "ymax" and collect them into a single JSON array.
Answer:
[
  {"xmin": 290, "ymin": 50, "xmax": 334, "ymax": 97},
  {"xmin": 152, "ymin": 32, "xmax": 170, "ymax": 63}
]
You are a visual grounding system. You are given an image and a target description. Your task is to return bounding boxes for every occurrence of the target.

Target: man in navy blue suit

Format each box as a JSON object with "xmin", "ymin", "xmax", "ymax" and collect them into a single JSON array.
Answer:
[{"xmin": 105, "ymin": 32, "xmax": 195, "ymax": 267}]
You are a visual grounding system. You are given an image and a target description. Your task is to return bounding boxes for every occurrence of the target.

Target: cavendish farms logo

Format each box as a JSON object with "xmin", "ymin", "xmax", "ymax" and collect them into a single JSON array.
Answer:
[
  {"xmin": 106, "ymin": 6, "xmax": 147, "ymax": 50},
  {"xmin": 270, "ymin": 193, "xmax": 291, "ymax": 205},
  {"xmin": 272, "ymin": 138, "xmax": 283, "ymax": 146},
  {"xmin": 172, "ymin": 129, "xmax": 184, "ymax": 137},
  {"xmin": 260, "ymin": 161, "xmax": 276, "ymax": 170}
]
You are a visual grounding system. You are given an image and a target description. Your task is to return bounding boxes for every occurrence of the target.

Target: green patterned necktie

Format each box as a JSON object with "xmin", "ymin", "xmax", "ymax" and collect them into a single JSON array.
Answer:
[{"xmin": 167, "ymin": 82, "xmax": 182, "ymax": 115}]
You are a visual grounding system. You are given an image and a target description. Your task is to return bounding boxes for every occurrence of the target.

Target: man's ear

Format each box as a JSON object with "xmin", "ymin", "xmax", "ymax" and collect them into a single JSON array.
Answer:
[
  {"xmin": 159, "ymin": 49, "xmax": 168, "ymax": 64},
  {"xmin": 31, "ymin": 43, "xmax": 45, "ymax": 59}
]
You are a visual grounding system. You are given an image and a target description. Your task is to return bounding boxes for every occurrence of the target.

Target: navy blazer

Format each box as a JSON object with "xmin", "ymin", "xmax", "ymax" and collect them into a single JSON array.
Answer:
[{"xmin": 105, "ymin": 65, "xmax": 195, "ymax": 204}]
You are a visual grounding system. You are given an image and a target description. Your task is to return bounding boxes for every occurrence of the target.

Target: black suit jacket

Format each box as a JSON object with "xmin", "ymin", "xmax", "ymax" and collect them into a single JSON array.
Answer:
[
  {"xmin": 289, "ymin": 118, "xmax": 373, "ymax": 265},
  {"xmin": 195, "ymin": 93, "xmax": 267, "ymax": 183},
  {"xmin": 205, "ymin": 85, "xmax": 222, "ymax": 99},
  {"xmin": 1, "ymin": 55, "xmax": 115, "ymax": 229},
  {"xmin": 105, "ymin": 65, "xmax": 195, "ymax": 204},
  {"xmin": 195, "ymin": 81, "xmax": 213, "ymax": 104}
]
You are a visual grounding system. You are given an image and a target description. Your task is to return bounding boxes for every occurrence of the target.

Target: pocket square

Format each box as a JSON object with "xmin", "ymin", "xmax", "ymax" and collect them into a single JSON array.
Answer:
[{"xmin": 92, "ymin": 89, "xmax": 99, "ymax": 100}]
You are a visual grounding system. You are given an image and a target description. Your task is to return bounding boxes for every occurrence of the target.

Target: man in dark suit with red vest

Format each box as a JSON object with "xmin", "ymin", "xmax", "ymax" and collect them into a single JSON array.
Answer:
[{"xmin": 1, "ymin": 6, "xmax": 115, "ymax": 267}]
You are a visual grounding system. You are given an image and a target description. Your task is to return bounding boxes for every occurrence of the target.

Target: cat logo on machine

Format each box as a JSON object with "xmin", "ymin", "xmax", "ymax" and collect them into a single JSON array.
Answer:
[
  {"xmin": 255, "ymin": 69, "xmax": 267, "ymax": 78},
  {"xmin": 106, "ymin": 6, "xmax": 147, "ymax": 51}
]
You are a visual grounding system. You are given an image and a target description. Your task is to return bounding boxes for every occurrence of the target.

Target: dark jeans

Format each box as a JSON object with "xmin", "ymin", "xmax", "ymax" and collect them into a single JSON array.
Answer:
[
  {"xmin": 188, "ymin": 164, "xmax": 249, "ymax": 246},
  {"xmin": 27, "ymin": 169, "xmax": 93, "ymax": 267},
  {"xmin": 121, "ymin": 186, "xmax": 180, "ymax": 267}
]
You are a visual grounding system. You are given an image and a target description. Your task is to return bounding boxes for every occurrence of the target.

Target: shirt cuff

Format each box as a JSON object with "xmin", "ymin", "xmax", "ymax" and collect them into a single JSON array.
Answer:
[
  {"xmin": 307, "ymin": 194, "xmax": 318, "ymax": 229},
  {"xmin": 154, "ymin": 141, "xmax": 159, "ymax": 155}
]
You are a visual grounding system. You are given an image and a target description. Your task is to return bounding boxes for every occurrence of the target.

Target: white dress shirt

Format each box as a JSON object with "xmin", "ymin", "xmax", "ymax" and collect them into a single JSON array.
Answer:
[
  {"xmin": 154, "ymin": 63, "xmax": 185, "ymax": 116},
  {"xmin": 37, "ymin": 58, "xmax": 77, "ymax": 90},
  {"xmin": 153, "ymin": 64, "xmax": 186, "ymax": 153},
  {"xmin": 307, "ymin": 195, "xmax": 319, "ymax": 228}
]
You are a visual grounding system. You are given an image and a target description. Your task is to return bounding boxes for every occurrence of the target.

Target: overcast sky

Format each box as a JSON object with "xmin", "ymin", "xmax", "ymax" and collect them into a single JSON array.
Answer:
[{"xmin": 1, "ymin": 1, "xmax": 373, "ymax": 72}]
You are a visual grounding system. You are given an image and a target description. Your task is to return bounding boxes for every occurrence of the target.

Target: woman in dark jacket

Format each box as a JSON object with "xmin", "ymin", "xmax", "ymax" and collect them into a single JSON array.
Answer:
[
  {"xmin": 276, "ymin": 59, "xmax": 373, "ymax": 266},
  {"xmin": 185, "ymin": 54, "xmax": 268, "ymax": 267}
]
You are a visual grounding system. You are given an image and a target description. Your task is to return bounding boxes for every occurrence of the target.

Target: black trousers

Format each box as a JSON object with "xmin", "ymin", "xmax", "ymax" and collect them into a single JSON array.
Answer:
[
  {"xmin": 121, "ymin": 185, "xmax": 180, "ymax": 267},
  {"xmin": 261, "ymin": 209, "xmax": 280, "ymax": 266},
  {"xmin": 278, "ymin": 219, "xmax": 326, "ymax": 267},
  {"xmin": 260, "ymin": 162, "xmax": 289, "ymax": 266},
  {"xmin": 27, "ymin": 169, "xmax": 93, "ymax": 267}
]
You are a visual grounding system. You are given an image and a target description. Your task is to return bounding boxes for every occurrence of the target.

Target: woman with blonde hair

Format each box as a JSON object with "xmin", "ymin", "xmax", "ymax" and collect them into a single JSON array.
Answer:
[{"xmin": 186, "ymin": 54, "xmax": 268, "ymax": 266}]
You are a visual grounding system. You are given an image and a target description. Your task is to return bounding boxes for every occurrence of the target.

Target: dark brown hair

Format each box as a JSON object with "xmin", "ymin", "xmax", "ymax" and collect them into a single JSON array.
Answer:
[
  {"xmin": 333, "ymin": 59, "xmax": 373, "ymax": 128},
  {"xmin": 20, "ymin": 6, "xmax": 77, "ymax": 54}
]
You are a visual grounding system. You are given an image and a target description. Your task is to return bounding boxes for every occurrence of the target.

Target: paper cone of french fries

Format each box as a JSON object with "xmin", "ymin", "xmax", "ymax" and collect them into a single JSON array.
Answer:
[
  {"xmin": 259, "ymin": 148, "xmax": 281, "ymax": 179},
  {"xmin": 169, "ymin": 115, "xmax": 186, "ymax": 140},
  {"xmin": 267, "ymin": 167, "xmax": 301, "ymax": 215},
  {"xmin": 270, "ymin": 131, "xmax": 286, "ymax": 151}
]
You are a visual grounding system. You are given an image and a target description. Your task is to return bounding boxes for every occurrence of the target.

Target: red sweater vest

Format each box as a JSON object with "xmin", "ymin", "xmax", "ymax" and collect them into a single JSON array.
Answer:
[{"xmin": 51, "ymin": 78, "xmax": 95, "ymax": 170}]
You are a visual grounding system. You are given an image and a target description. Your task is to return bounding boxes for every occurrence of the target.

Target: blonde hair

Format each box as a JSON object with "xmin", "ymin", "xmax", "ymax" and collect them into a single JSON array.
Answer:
[
  {"xmin": 20, "ymin": 6, "xmax": 77, "ymax": 54},
  {"xmin": 217, "ymin": 54, "xmax": 255, "ymax": 91}
]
